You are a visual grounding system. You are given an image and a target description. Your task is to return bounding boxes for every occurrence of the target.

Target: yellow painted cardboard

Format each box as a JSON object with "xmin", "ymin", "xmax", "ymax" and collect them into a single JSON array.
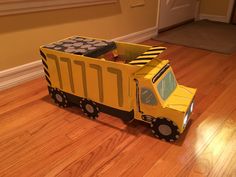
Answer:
[{"xmin": 40, "ymin": 35, "xmax": 196, "ymax": 137}]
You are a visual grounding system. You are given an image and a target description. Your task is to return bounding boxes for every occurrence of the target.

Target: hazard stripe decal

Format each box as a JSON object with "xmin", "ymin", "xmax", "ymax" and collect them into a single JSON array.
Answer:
[
  {"xmin": 150, "ymin": 46, "xmax": 166, "ymax": 50},
  {"xmin": 142, "ymin": 51, "xmax": 163, "ymax": 55},
  {"xmin": 42, "ymin": 59, "xmax": 48, "ymax": 69},
  {"xmin": 129, "ymin": 46, "xmax": 166, "ymax": 66},
  {"xmin": 40, "ymin": 50, "xmax": 46, "ymax": 60},
  {"xmin": 40, "ymin": 50, "xmax": 51, "ymax": 86},
  {"xmin": 147, "ymin": 48, "xmax": 166, "ymax": 52},
  {"xmin": 136, "ymin": 55, "xmax": 158, "ymax": 59},
  {"xmin": 45, "ymin": 75, "xmax": 51, "ymax": 86},
  {"xmin": 132, "ymin": 57, "xmax": 153, "ymax": 61},
  {"xmin": 129, "ymin": 59, "xmax": 150, "ymax": 63},
  {"xmin": 130, "ymin": 62, "xmax": 147, "ymax": 65},
  {"xmin": 44, "ymin": 68, "xmax": 50, "ymax": 77}
]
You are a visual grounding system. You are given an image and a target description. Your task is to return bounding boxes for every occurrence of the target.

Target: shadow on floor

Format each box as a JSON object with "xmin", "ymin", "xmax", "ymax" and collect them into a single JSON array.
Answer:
[{"xmin": 41, "ymin": 95, "xmax": 195, "ymax": 146}]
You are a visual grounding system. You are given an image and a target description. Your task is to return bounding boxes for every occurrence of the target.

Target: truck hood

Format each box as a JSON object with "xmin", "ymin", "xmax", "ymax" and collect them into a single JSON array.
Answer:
[{"xmin": 165, "ymin": 85, "xmax": 196, "ymax": 113}]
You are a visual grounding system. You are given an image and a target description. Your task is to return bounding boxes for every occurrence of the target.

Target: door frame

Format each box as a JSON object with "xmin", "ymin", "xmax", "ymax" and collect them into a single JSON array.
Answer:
[
  {"xmin": 155, "ymin": 0, "xmax": 161, "ymax": 35},
  {"xmin": 157, "ymin": 0, "xmax": 236, "ymax": 26},
  {"xmin": 229, "ymin": 0, "xmax": 236, "ymax": 23}
]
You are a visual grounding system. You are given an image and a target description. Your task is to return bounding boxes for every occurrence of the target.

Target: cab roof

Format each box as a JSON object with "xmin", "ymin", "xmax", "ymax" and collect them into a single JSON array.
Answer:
[{"xmin": 134, "ymin": 59, "xmax": 170, "ymax": 81}]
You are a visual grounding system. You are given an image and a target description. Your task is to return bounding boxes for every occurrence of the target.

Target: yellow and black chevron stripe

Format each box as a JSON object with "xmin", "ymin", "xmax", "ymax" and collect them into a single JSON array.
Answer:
[
  {"xmin": 40, "ymin": 50, "xmax": 51, "ymax": 86},
  {"xmin": 129, "ymin": 46, "xmax": 166, "ymax": 66}
]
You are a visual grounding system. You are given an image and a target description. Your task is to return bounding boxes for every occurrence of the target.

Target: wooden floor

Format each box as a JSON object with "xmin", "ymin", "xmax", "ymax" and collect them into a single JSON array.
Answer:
[{"xmin": 1, "ymin": 40, "xmax": 236, "ymax": 177}]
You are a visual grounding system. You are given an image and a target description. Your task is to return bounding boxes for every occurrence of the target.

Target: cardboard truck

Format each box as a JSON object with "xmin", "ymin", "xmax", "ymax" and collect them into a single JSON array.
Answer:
[{"xmin": 40, "ymin": 36, "xmax": 196, "ymax": 141}]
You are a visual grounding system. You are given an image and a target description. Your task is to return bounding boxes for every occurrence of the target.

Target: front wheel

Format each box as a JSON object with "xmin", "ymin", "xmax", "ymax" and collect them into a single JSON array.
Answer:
[
  {"xmin": 79, "ymin": 99, "xmax": 100, "ymax": 119},
  {"xmin": 151, "ymin": 118, "xmax": 180, "ymax": 142}
]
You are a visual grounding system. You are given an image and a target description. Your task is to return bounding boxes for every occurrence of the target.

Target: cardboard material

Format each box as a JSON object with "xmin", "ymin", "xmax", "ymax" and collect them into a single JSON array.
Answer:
[{"xmin": 40, "ymin": 36, "xmax": 196, "ymax": 141}]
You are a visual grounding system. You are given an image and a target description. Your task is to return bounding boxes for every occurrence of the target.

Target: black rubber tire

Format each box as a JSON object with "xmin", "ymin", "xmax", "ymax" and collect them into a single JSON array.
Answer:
[
  {"xmin": 79, "ymin": 99, "xmax": 99, "ymax": 119},
  {"xmin": 151, "ymin": 118, "xmax": 180, "ymax": 142},
  {"xmin": 49, "ymin": 88, "xmax": 69, "ymax": 108}
]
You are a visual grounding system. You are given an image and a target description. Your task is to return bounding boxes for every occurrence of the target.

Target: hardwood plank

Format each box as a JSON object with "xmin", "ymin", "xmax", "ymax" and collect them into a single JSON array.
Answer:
[
  {"xmin": 143, "ymin": 77, "xmax": 236, "ymax": 177},
  {"xmin": 56, "ymin": 123, "xmax": 146, "ymax": 177},
  {"xmin": 0, "ymin": 78, "xmax": 48, "ymax": 115},
  {"xmin": 175, "ymin": 108, "xmax": 236, "ymax": 176}
]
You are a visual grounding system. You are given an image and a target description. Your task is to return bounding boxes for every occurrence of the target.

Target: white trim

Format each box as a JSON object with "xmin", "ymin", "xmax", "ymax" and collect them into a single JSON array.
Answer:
[
  {"xmin": 199, "ymin": 13, "xmax": 228, "ymax": 22},
  {"xmin": 156, "ymin": 0, "xmax": 161, "ymax": 36},
  {"xmin": 0, "ymin": 26, "xmax": 158, "ymax": 91},
  {"xmin": 227, "ymin": 0, "xmax": 235, "ymax": 23},
  {"xmin": 0, "ymin": 61, "xmax": 44, "ymax": 91},
  {"xmin": 113, "ymin": 26, "xmax": 158, "ymax": 43},
  {"xmin": 195, "ymin": 0, "xmax": 200, "ymax": 21},
  {"xmin": 0, "ymin": 0, "xmax": 117, "ymax": 16}
]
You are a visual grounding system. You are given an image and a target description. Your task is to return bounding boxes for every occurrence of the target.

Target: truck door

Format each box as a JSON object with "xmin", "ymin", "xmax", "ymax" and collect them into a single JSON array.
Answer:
[
  {"xmin": 134, "ymin": 79, "xmax": 159, "ymax": 121},
  {"xmin": 139, "ymin": 87, "xmax": 158, "ymax": 119}
]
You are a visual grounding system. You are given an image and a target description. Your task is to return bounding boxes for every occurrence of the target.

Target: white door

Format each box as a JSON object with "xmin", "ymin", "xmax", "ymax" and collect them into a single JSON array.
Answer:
[{"xmin": 158, "ymin": 0, "xmax": 198, "ymax": 30}]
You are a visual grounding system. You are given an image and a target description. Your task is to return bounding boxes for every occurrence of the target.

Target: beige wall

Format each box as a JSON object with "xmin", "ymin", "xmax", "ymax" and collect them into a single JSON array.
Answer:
[
  {"xmin": 200, "ymin": 0, "xmax": 230, "ymax": 16},
  {"xmin": 0, "ymin": 0, "xmax": 158, "ymax": 70}
]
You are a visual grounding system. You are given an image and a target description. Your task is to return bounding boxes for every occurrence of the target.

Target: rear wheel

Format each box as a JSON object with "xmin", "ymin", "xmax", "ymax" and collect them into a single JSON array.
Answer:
[
  {"xmin": 79, "ymin": 99, "xmax": 99, "ymax": 119},
  {"xmin": 49, "ymin": 88, "xmax": 69, "ymax": 108},
  {"xmin": 151, "ymin": 118, "xmax": 180, "ymax": 142}
]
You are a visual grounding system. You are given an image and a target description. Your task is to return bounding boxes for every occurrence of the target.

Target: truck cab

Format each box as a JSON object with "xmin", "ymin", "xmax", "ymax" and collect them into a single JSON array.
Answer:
[{"xmin": 133, "ymin": 59, "xmax": 196, "ymax": 141}]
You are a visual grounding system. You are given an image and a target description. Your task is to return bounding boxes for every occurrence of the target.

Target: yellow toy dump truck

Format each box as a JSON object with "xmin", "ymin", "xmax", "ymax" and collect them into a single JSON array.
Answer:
[{"xmin": 40, "ymin": 36, "xmax": 196, "ymax": 141}]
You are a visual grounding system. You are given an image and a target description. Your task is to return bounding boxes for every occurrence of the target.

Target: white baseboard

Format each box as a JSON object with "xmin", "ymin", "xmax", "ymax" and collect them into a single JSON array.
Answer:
[
  {"xmin": 113, "ymin": 26, "xmax": 158, "ymax": 43},
  {"xmin": 199, "ymin": 13, "xmax": 228, "ymax": 23},
  {"xmin": 0, "ymin": 26, "xmax": 158, "ymax": 91},
  {"xmin": 0, "ymin": 61, "xmax": 44, "ymax": 91}
]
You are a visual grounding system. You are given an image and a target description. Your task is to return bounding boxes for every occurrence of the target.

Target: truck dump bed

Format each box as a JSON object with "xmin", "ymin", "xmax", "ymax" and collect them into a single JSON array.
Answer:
[{"xmin": 40, "ymin": 36, "xmax": 166, "ymax": 112}]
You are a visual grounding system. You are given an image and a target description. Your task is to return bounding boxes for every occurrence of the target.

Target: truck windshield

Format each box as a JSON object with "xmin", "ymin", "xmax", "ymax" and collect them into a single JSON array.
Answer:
[{"xmin": 157, "ymin": 71, "xmax": 177, "ymax": 100}]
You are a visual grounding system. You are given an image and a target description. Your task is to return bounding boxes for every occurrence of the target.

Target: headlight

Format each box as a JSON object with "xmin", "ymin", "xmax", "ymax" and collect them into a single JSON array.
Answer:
[
  {"xmin": 183, "ymin": 102, "xmax": 193, "ymax": 129},
  {"xmin": 184, "ymin": 114, "xmax": 188, "ymax": 126},
  {"xmin": 190, "ymin": 102, "xmax": 194, "ymax": 112}
]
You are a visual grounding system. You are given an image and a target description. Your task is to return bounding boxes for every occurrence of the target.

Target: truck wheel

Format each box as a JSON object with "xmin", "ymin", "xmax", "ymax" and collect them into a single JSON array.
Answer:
[
  {"xmin": 50, "ymin": 88, "xmax": 69, "ymax": 108},
  {"xmin": 79, "ymin": 99, "xmax": 99, "ymax": 119},
  {"xmin": 151, "ymin": 118, "xmax": 180, "ymax": 142}
]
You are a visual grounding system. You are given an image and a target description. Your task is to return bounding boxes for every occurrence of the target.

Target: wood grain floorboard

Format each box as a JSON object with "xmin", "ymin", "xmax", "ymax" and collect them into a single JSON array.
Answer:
[{"xmin": 1, "ymin": 40, "xmax": 236, "ymax": 177}]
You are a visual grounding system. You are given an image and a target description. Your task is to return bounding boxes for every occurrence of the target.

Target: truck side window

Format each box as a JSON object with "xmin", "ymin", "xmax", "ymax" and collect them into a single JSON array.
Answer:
[{"xmin": 141, "ymin": 88, "xmax": 157, "ymax": 105}]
